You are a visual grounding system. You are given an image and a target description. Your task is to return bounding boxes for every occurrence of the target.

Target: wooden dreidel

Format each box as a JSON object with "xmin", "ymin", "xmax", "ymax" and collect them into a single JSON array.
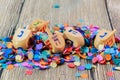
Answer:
[
  {"xmin": 29, "ymin": 19, "xmax": 49, "ymax": 32},
  {"xmin": 94, "ymin": 29, "xmax": 116, "ymax": 49},
  {"xmin": 12, "ymin": 28, "xmax": 32, "ymax": 49},
  {"xmin": 37, "ymin": 20, "xmax": 65, "ymax": 53},
  {"xmin": 44, "ymin": 27, "xmax": 65, "ymax": 53},
  {"xmin": 64, "ymin": 27, "xmax": 85, "ymax": 47}
]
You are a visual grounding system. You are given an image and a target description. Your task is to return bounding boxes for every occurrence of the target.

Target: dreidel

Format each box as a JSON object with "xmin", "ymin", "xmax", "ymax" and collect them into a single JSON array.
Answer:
[
  {"xmin": 64, "ymin": 27, "xmax": 85, "ymax": 47},
  {"xmin": 29, "ymin": 19, "xmax": 49, "ymax": 32},
  {"xmin": 12, "ymin": 26, "xmax": 32, "ymax": 49},
  {"xmin": 45, "ymin": 28, "xmax": 65, "ymax": 53},
  {"xmin": 94, "ymin": 29, "xmax": 116, "ymax": 49},
  {"xmin": 31, "ymin": 19, "xmax": 65, "ymax": 53}
]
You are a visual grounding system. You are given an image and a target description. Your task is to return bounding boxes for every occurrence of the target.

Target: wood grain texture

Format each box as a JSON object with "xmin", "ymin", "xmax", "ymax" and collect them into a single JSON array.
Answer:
[
  {"xmin": 0, "ymin": 0, "xmax": 25, "ymax": 76},
  {"xmin": 107, "ymin": 0, "xmax": 120, "ymax": 37},
  {"xmin": 107, "ymin": 0, "xmax": 120, "ymax": 80},
  {"xmin": 0, "ymin": 0, "xmax": 25, "ymax": 36},
  {"xmin": 0, "ymin": 0, "xmax": 116, "ymax": 80}
]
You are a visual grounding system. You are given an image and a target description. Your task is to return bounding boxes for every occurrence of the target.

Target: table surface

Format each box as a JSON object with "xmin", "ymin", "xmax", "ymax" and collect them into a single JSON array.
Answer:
[{"xmin": 0, "ymin": 0, "xmax": 120, "ymax": 80}]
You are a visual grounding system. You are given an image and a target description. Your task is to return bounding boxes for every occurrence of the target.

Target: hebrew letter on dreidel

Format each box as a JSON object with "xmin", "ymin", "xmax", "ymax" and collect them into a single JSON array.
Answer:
[
  {"xmin": 50, "ymin": 31, "xmax": 65, "ymax": 53},
  {"xmin": 44, "ymin": 27, "xmax": 65, "ymax": 53},
  {"xmin": 64, "ymin": 27, "xmax": 85, "ymax": 47},
  {"xmin": 94, "ymin": 29, "xmax": 116, "ymax": 49},
  {"xmin": 12, "ymin": 28, "xmax": 32, "ymax": 49}
]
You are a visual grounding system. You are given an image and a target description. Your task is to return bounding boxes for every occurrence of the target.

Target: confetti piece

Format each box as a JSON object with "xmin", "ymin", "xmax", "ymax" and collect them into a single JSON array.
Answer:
[
  {"xmin": 2, "ymin": 64, "xmax": 7, "ymax": 69},
  {"xmin": 50, "ymin": 62, "xmax": 57, "ymax": 68},
  {"xmin": 92, "ymin": 57, "xmax": 98, "ymax": 64},
  {"xmin": 106, "ymin": 71, "xmax": 113, "ymax": 77},
  {"xmin": 77, "ymin": 66, "xmax": 85, "ymax": 71},
  {"xmin": 98, "ymin": 44, "xmax": 104, "ymax": 50},
  {"xmin": 79, "ymin": 19, "xmax": 84, "ymax": 22},
  {"xmin": 105, "ymin": 54, "xmax": 112, "ymax": 61},
  {"xmin": 28, "ymin": 51, "xmax": 34, "ymax": 60},
  {"xmin": 85, "ymin": 64, "xmax": 92, "ymax": 70},
  {"xmin": 25, "ymin": 70, "xmax": 33, "ymax": 75},
  {"xmin": 75, "ymin": 72, "xmax": 81, "ymax": 77},
  {"xmin": 109, "ymin": 77, "xmax": 114, "ymax": 80},
  {"xmin": 97, "ymin": 55, "xmax": 103, "ymax": 61},
  {"xmin": 53, "ymin": 4, "xmax": 60, "ymax": 8},
  {"xmin": 67, "ymin": 63, "xmax": 76, "ymax": 68},
  {"xmin": 74, "ymin": 62, "xmax": 81, "ymax": 66},
  {"xmin": 36, "ymin": 43, "xmax": 43, "ymax": 50},
  {"xmin": 81, "ymin": 73, "xmax": 88, "ymax": 78},
  {"xmin": 7, "ymin": 64, "xmax": 14, "ymax": 70},
  {"xmin": 7, "ymin": 42, "xmax": 13, "ymax": 48}
]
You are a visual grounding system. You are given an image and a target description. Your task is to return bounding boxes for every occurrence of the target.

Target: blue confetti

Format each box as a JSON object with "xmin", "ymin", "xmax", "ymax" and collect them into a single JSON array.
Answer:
[
  {"xmin": 53, "ymin": 4, "xmax": 60, "ymax": 8},
  {"xmin": 75, "ymin": 72, "xmax": 81, "ymax": 77}
]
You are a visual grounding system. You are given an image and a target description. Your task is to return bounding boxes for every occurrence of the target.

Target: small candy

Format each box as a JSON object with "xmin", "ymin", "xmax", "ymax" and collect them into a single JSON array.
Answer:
[
  {"xmin": 77, "ymin": 66, "xmax": 85, "ymax": 71},
  {"xmin": 67, "ymin": 63, "xmax": 76, "ymax": 68},
  {"xmin": 81, "ymin": 73, "xmax": 88, "ymax": 78}
]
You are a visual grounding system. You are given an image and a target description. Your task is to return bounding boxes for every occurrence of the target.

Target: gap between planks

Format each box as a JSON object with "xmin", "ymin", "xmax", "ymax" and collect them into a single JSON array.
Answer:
[{"xmin": 0, "ymin": 0, "xmax": 118, "ymax": 80}]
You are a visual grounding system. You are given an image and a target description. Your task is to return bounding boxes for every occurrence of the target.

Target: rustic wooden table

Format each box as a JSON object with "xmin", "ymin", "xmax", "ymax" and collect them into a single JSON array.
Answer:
[{"xmin": 0, "ymin": 0, "xmax": 120, "ymax": 80}]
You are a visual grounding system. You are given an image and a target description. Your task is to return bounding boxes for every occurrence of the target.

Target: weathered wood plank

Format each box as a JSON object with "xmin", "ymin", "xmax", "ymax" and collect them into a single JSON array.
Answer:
[
  {"xmin": 107, "ymin": 0, "xmax": 120, "ymax": 37},
  {"xmin": 1, "ymin": 0, "xmax": 113, "ymax": 80},
  {"xmin": 0, "ymin": 0, "xmax": 25, "ymax": 77},
  {"xmin": 107, "ymin": 0, "xmax": 120, "ymax": 80},
  {"xmin": 0, "ymin": 0, "xmax": 25, "ymax": 36}
]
